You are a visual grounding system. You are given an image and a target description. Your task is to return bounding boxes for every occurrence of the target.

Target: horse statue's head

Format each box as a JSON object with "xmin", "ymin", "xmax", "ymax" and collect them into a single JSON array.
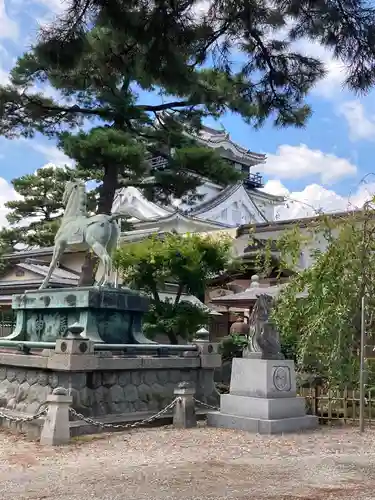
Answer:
[{"xmin": 62, "ymin": 180, "xmax": 85, "ymax": 206}]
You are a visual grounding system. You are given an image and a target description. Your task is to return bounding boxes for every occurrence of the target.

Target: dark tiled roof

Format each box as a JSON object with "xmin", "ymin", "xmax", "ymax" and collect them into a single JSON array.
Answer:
[{"xmin": 17, "ymin": 262, "xmax": 79, "ymax": 284}]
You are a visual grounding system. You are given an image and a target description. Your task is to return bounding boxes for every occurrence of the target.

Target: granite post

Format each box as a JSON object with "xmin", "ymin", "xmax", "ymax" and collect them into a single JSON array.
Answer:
[
  {"xmin": 193, "ymin": 327, "xmax": 221, "ymax": 407},
  {"xmin": 173, "ymin": 382, "xmax": 197, "ymax": 428},
  {"xmin": 40, "ymin": 387, "xmax": 72, "ymax": 446}
]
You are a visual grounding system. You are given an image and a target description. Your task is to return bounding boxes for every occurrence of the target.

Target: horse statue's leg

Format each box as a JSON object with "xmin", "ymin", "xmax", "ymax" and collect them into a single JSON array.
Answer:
[
  {"xmin": 105, "ymin": 220, "xmax": 121, "ymax": 283},
  {"xmin": 84, "ymin": 219, "xmax": 119, "ymax": 287},
  {"xmin": 39, "ymin": 241, "xmax": 66, "ymax": 289},
  {"xmin": 88, "ymin": 241, "xmax": 111, "ymax": 286}
]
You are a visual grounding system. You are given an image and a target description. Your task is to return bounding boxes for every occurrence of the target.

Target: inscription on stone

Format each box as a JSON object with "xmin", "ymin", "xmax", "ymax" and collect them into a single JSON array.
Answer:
[{"xmin": 272, "ymin": 366, "xmax": 291, "ymax": 392}]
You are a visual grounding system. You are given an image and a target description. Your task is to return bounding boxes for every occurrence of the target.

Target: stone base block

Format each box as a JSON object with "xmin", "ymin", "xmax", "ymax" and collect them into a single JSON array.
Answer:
[
  {"xmin": 220, "ymin": 393, "xmax": 306, "ymax": 420},
  {"xmin": 207, "ymin": 411, "xmax": 318, "ymax": 435},
  {"xmin": 230, "ymin": 358, "xmax": 298, "ymax": 399}
]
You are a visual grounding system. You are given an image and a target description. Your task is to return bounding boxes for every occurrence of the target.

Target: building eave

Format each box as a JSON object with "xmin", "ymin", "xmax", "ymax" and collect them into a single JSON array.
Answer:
[
  {"xmin": 4, "ymin": 246, "xmax": 80, "ymax": 261},
  {"xmin": 252, "ymin": 188, "xmax": 285, "ymax": 204},
  {"xmin": 186, "ymin": 126, "xmax": 266, "ymax": 166},
  {"xmin": 0, "ymin": 279, "xmax": 76, "ymax": 288},
  {"xmin": 236, "ymin": 208, "xmax": 363, "ymax": 237},
  {"xmin": 187, "ymin": 184, "xmax": 241, "ymax": 217},
  {"xmin": 132, "ymin": 211, "xmax": 233, "ymax": 230}
]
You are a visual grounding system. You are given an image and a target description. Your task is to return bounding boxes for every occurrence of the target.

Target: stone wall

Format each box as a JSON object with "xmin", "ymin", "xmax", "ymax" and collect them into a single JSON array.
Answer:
[{"xmin": 0, "ymin": 342, "xmax": 220, "ymax": 418}]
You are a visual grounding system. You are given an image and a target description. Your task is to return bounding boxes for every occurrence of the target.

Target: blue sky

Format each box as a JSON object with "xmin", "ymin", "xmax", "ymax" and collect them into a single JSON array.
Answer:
[{"xmin": 0, "ymin": 0, "xmax": 375, "ymax": 224}]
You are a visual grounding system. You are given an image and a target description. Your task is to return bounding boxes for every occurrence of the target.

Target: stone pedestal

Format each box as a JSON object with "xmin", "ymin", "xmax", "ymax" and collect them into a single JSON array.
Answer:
[
  {"xmin": 173, "ymin": 382, "xmax": 197, "ymax": 429},
  {"xmin": 7, "ymin": 287, "xmax": 150, "ymax": 344},
  {"xmin": 40, "ymin": 387, "xmax": 73, "ymax": 446},
  {"xmin": 207, "ymin": 358, "xmax": 318, "ymax": 434}
]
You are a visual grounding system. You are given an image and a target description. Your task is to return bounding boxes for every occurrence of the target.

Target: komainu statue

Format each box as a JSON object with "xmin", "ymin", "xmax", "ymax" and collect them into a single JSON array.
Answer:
[
  {"xmin": 40, "ymin": 180, "xmax": 122, "ymax": 289},
  {"xmin": 244, "ymin": 293, "xmax": 284, "ymax": 360}
]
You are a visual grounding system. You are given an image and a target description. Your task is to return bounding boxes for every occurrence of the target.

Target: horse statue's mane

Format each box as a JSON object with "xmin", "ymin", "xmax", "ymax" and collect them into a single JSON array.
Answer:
[{"xmin": 245, "ymin": 293, "xmax": 284, "ymax": 360}]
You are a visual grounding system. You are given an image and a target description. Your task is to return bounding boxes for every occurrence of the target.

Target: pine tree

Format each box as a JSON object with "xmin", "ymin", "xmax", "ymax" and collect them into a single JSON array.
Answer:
[
  {"xmin": 4, "ymin": 165, "xmax": 95, "ymax": 247},
  {"xmin": 0, "ymin": 227, "xmax": 23, "ymax": 273},
  {"xmin": 2, "ymin": 0, "xmax": 375, "ymax": 282}
]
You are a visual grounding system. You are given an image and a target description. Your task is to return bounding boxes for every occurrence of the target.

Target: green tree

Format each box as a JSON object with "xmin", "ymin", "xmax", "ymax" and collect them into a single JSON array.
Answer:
[
  {"xmin": 0, "ymin": 227, "xmax": 22, "ymax": 273},
  {"xmin": 114, "ymin": 232, "xmax": 234, "ymax": 343},
  {"xmin": 4, "ymin": 165, "xmax": 100, "ymax": 248},
  {"xmin": 269, "ymin": 207, "xmax": 375, "ymax": 388},
  {"xmin": 5, "ymin": 166, "xmax": 73, "ymax": 247},
  {"xmin": 2, "ymin": 0, "xmax": 375, "ymax": 280}
]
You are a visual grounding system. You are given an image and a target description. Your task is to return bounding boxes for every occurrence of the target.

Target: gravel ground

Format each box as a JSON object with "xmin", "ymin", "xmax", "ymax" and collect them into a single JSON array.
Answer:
[{"xmin": 1, "ymin": 424, "xmax": 375, "ymax": 499}]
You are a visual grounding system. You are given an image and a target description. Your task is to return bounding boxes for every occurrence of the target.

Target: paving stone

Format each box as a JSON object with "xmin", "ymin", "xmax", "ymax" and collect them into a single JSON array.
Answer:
[
  {"xmin": 131, "ymin": 371, "xmax": 142, "ymax": 386},
  {"xmin": 26, "ymin": 370, "xmax": 39, "ymax": 386},
  {"xmin": 109, "ymin": 384, "xmax": 124, "ymax": 403},
  {"xmin": 144, "ymin": 371, "xmax": 157, "ymax": 386},
  {"xmin": 37, "ymin": 372, "xmax": 49, "ymax": 387},
  {"xmin": 118, "ymin": 372, "xmax": 131, "ymax": 387},
  {"xmin": 6, "ymin": 369, "xmax": 16, "ymax": 383},
  {"xmin": 15, "ymin": 369, "xmax": 26, "ymax": 384},
  {"xmin": 102, "ymin": 372, "xmax": 117, "ymax": 387},
  {"xmin": 124, "ymin": 384, "xmax": 138, "ymax": 402},
  {"xmin": 138, "ymin": 383, "xmax": 152, "ymax": 402}
]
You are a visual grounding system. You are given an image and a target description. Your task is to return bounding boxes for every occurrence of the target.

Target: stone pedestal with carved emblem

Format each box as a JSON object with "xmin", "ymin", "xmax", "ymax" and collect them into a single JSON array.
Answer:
[
  {"xmin": 6, "ymin": 287, "xmax": 150, "ymax": 344},
  {"xmin": 207, "ymin": 358, "xmax": 318, "ymax": 434}
]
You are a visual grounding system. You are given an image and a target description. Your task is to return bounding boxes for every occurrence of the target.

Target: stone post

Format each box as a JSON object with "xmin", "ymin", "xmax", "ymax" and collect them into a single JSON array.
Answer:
[
  {"xmin": 40, "ymin": 387, "xmax": 73, "ymax": 446},
  {"xmin": 48, "ymin": 323, "xmax": 97, "ymax": 371},
  {"xmin": 173, "ymin": 381, "xmax": 197, "ymax": 428},
  {"xmin": 193, "ymin": 326, "xmax": 221, "ymax": 407},
  {"xmin": 193, "ymin": 326, "xmax": 221, "ymax": 369}
]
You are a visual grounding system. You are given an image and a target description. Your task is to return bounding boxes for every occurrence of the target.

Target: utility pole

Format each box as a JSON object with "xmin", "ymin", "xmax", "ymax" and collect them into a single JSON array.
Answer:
[{"xmin": 359, "ymin": 295, "xmax": 366, "ymax": 433}]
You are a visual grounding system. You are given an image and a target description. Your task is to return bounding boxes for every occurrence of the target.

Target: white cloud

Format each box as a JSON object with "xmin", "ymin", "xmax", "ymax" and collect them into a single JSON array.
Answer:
[
  {"xmin": 300, "ymin": 42, "xmax": 345, "ymax": 99},
  {"xmin": 0, "ymin": 177, "xmax": 20, "ymax": 228},
  {"xmin": 338, "ymin": 100, "xmax": 375, "ymax": 142},
  {"xmin": 0, "ymin": 41, "xmax": 12, "ymax": 85},
  {"xmin": 34, "ymin": 0, "xmax": 66, "ymax": 13},
  {"xmin": 26, "ymin": 142, "xmax": 73, "ymax": 167},
  {"xmin": 0, "ymin": 66, "xmax": 9, "ymax": 85},
  {"xmin": 259, "ymin": 144, "xmax": 357, "ymax": 185},
  {"xmin": 32, "ymin": 0, "xmax": 67, "ymax": 30},
  {"xmin": 0, "ymin": 0, "xmax": 19, "ymax": 40},
  {"xmin": 278, "ymin": 29, "xmax": 346, "ymax": 100},
  {"xmin": 263, "ymin": 179, "xmax": 375, "ymax": 220}
]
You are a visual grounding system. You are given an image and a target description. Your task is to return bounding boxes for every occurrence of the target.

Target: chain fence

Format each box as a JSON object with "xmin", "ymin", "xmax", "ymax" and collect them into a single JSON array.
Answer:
[
  {"xmin": 0, "ymin": 397, "xmax": 218, "ymax": 430},
  {"xmin": 69, "ymin": 397, "xmax": 181, "ymax": 430},
  {"xmin": 0, "ymin": 407, "xmax": 47, "ymax": 423},
  {"xmin": 193, "ymin": 398, "xmax": 219, "ymax": 411}
]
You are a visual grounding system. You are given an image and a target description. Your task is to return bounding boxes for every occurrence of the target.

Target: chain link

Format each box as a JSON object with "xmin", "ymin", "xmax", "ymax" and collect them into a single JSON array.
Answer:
[
  {"xmin": 0, "ymin": 407, "xmax": 47, "ymax": 423},
  {"xmin": 69, "ymin": 397, "xmax": 181, "ymax": 430},
  {"xmin": 193, "ymin": 397, "xmax": 219, "ymax": 411},
  {"xmin": 0, "ymin": 396, "xmax": 217, "ymax": 429}
]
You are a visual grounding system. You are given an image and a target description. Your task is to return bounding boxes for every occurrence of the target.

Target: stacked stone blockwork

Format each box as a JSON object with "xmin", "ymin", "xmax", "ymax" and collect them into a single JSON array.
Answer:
[{"xmin": 0, "ymin": 334, "xmax": 220, "ymax": 423}]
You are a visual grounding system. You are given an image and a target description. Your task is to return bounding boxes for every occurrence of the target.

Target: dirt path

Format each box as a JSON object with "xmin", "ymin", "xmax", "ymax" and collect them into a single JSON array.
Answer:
[{"xmin": 1, "ymin": 425, "xmax": 375, "ymax": 499}]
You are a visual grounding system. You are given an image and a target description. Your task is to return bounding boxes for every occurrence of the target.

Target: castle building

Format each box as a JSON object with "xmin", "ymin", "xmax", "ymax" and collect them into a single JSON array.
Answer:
[{"xmin": 112, "ymin": 125, "xmax": 283, "ymax": 239}]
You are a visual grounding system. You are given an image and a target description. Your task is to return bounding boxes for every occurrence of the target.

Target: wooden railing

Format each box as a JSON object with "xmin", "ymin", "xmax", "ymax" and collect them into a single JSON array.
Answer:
[{"xmin": 299, "ymin": 386, "xmax": 375, "ymax": 425}]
